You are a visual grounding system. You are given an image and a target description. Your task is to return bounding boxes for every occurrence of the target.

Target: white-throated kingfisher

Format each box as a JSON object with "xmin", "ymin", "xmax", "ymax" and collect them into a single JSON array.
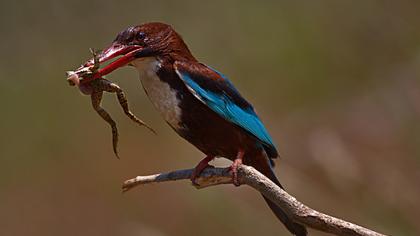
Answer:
[{"xmin": 76, "ymin": 22, "xmax": 307, "ymax": 236}]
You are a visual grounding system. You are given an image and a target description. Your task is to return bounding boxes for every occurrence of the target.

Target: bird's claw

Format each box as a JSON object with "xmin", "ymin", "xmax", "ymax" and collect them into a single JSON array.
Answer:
[
  {"xmin": 229, "ymin": 163, "xmax": 241, "ymax": 187},
  {"xmin": 190, "ymin": 156, "xmax": 215, "ymax": 186},
  {"xmin": 191, "ymin": 164, "xmax": 215, "ymax": 186},
  {"xmin": 229, "ymin": 150, "xmax": 244, "ymax": 186}
]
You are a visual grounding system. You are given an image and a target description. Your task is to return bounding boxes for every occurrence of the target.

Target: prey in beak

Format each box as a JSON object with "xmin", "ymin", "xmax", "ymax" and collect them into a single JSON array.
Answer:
[
  {"xmin": 67, "ymin": 43, "xmax": 143, "ymax": 86},
  {"xmin": 68, "ymin": 23, "xmax": 166, "ymax": 85},
  {"xmin": 66, "ymin": 46, "xmax": 155, "ymax": 159}
]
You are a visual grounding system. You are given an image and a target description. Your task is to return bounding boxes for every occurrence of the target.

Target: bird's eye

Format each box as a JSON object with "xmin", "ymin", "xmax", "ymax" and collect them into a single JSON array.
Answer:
[{"xmin": 137, "ymin": 32, "xmax": 146, "ymax": 39}]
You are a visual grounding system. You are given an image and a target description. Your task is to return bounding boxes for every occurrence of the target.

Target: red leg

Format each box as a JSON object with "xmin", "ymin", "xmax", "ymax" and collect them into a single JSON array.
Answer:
[
  {"xmin": 191, "ymin": 155, "xmax": 215, "ymax": 185},
  {"xmin": 230, "ymin": 149, "xmax": 245, "ymax": 186}
]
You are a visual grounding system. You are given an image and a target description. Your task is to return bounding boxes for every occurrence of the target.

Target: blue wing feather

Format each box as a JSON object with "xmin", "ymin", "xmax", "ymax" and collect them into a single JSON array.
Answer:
[{"xmin": 175, "ymin": 63, "xmax": 277, "ymax": 155}]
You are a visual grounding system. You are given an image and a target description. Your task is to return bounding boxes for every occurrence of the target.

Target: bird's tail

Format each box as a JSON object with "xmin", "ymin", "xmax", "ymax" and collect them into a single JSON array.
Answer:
[{"xmin": 243, "ymin": 150, "xmax": 308, "ymax": 236}]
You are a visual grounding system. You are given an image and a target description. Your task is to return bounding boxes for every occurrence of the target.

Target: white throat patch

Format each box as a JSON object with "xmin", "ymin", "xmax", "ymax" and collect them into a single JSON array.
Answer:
[{"xmin": 132, "ymin": 57, "xmax": 183, "ymax": 130}]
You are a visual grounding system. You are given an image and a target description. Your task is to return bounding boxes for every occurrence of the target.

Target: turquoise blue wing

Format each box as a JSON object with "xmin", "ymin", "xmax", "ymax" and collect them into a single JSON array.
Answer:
[{"xmin": 175, "ymin": 62, "xmax": 278, "ymax": 157}]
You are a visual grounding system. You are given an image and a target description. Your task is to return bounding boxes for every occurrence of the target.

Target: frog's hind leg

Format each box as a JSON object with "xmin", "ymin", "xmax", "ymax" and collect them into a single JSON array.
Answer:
[
  {"xmin": 100, "ymin": 80, "xmax": 156, "ymax": 134},
  {"xmin": 91, "ymin": 90, "xmax": 120, "ymax": 159}
]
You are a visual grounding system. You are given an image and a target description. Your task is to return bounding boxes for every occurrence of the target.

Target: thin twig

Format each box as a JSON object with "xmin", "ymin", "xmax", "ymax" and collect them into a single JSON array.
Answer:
[{"xmin": 122, "ymin": 165, "xmax": 387, "ymax": 236}]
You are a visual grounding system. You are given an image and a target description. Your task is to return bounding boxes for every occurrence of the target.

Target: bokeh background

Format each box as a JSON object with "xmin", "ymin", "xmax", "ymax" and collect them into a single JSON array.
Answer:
[{"xmin": 1, "ymin": 0, "xmax": 419, "ymax": 235}]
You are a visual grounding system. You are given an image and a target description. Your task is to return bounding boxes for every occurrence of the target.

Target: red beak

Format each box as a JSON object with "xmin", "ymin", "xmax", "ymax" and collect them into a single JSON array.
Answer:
[
  {"xmin": 74, "ymin": 43, "xmax": 143, "ymax": 84},
  {"xmin": 96, "ymin": 43, "xmax": 142, "ymax": 64}
]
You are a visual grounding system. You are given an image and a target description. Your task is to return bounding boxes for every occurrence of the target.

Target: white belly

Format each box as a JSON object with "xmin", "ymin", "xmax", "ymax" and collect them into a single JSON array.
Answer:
[{"xmin": 132, "ymin": 57, "xmax": 182, "ymax": 130}]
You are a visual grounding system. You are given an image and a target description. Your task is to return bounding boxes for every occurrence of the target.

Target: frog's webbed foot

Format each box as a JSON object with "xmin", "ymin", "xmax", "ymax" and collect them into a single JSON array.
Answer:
[
  {"xmin": 97, "ymin": 79, "xmax": 156, "ymax": 134},
  {"xmin": 91, "ymin": 89, "xmax": 120, "ymax": 159},
  {"xmin": 116, "ymin": 87, "xmax": 157, "ymax": 134}
]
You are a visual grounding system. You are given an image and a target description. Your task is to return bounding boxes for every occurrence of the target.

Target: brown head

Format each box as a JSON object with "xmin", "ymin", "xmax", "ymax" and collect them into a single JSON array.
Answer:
[{"xmin": 91, "ymin": 22, "xmax": 195, "ymax": 67}]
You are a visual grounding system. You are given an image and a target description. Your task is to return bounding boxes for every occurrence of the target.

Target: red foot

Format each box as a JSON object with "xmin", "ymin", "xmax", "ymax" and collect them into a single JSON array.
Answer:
[
  {"xmin": 191, "ymin": 155, "xmax": 214, "ymax": 185},
  {"xmin": 230, "ymin": 149, "xmax": 245, "ymax": 186}
]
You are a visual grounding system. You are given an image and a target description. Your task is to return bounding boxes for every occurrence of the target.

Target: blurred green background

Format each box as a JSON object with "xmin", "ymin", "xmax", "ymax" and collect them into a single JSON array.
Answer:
[{"xmin": 1, "ymin": 0, "xmax": 419, "ymax": 235}]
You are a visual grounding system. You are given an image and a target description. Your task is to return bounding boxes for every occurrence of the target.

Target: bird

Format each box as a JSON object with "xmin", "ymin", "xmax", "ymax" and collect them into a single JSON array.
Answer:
[{"xmin": 79, "ymin": 22, "xmax": 307, "ymax": 236}]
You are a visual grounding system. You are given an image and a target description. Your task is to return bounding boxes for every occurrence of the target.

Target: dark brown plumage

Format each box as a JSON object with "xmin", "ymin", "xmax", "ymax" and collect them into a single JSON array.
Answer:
[{"xmin": 77, "ymin": 22, "xmax": 307, "ymax": 236}]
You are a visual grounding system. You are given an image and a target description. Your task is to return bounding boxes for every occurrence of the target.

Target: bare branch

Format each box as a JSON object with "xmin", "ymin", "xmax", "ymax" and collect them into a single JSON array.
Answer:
[{"xmin": 123, "ymin": 165, "xmax": 387, "ymax": 236}]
